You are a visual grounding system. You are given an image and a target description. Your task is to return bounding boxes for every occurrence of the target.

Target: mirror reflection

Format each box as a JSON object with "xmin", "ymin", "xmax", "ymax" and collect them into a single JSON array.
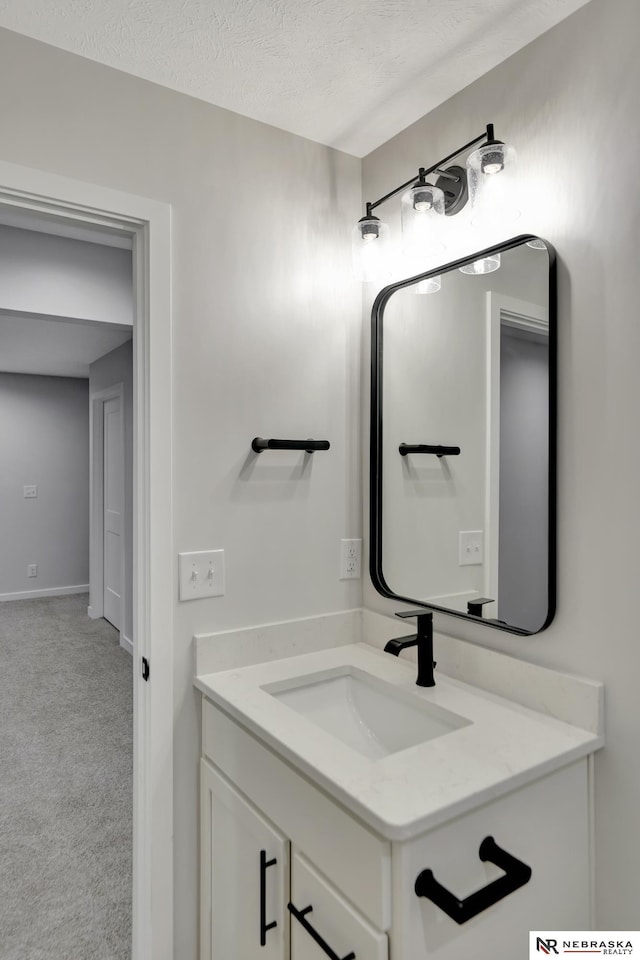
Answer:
[{"xmin": 372, "ymin": 237, "xmax": 555, "ymax": 634}]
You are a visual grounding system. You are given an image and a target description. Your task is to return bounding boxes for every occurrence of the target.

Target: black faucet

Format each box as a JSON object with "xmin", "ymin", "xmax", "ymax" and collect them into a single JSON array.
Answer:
[{"xmin": 384, "ymin": 610, "xmax": 436, "ymax": 687}]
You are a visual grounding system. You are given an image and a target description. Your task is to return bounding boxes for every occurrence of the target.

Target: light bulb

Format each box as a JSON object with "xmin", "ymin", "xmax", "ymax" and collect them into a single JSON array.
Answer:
[
  {"xmin": 412, "ymin": 187, "xmax": 434, "ymax": 212},
  {"xmin": 360, "ymin": 221, "xmax": 379, "ymax": 241},
  {"xmin": 480, "ymin": 149, "xmax": 505, "ymax": 175}
]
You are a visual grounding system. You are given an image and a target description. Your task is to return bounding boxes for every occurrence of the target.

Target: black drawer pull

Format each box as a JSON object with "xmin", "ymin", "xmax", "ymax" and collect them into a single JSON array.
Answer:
[
  {"xmin": 288, "ymin": 902, "xmax": 355, "ymax": 960},
  {"xmin": 414, "ymin": 835, "xmax": 532, "ymax": 925},
  {"xmin": 259, "ymin": 850, "xmax": 278, "ymax": 946}
]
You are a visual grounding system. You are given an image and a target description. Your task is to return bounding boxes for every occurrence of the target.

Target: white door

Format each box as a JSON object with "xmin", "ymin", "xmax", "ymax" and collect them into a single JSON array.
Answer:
[{"xmin": 103, "ymin": 396, "xmax": 123, "ymax": 630}]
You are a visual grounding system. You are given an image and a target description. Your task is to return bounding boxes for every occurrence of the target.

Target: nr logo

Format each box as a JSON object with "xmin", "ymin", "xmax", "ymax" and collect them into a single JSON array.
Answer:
[{"xmin": 537, "ymin": 939, "xmax": 560, "ymax": 955}]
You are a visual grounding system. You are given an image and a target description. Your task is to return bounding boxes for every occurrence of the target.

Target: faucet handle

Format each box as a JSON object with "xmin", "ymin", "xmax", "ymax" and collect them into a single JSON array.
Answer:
[
  {"xmin": 395, "ymin": 609, "xmax": 432, "ymax": 621},
  {"xmin": 467, "ymin": 597, "xmax": 494, "ymax": 618}
]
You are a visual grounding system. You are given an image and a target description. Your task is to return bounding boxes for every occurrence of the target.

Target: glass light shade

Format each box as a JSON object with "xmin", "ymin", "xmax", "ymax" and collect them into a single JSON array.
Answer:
[
  {"xmin": 459, "ymin": 252, "xmax": 501, "ymax": 275},
  {"xmin": 467, "ymin": 141, "xmax": 516, "ymax": 178},
  {"xmin": 466, "ymin": 141, "xmax": 517, "ymax": 210},
  {"xmin": 413, "ymin": 275, "xmax": 442, "ymax": 295},
  {"xmin": 401, "ymin": 183, "xmax": 445, "ymax": 243},
  {"xmin": 352, "ymin": 217, "xmax": 391, "ymax": 283},
  {"xmin": 526, "ymin": 238, "xmax": 547, "ymax": 250}
]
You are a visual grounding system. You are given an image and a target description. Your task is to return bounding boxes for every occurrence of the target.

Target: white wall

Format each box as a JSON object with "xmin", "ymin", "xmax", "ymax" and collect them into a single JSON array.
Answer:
[
  {"xmin": 362, "ymin": 0, "xmax": 640, "ymax": 927},
  {"xmin": 0, "ymin": 373, "xmax": 89, "ymax": 597},
  {"xmin": 0, "ymin": 223, "xmax": 133, "ymax": 325},
  {"xmin": 89, "ymin": 340, "xmax": 133, "ymax": 645},
  {"xmin": 0, "ymin": 27, "xmax": 362, "ymax": 957}
]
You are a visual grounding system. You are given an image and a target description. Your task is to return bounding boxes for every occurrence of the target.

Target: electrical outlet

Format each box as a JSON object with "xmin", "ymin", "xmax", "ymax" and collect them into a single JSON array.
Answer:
[
  {"xmin": 340, "ymin": 539, "xmax": 362, "ymax": 580},
  {"xmin": 23, "ymin": 485, "xmax": 38, "ymax": 498},
  {"xmin": 27, "ymin": 564, "xmax": 38, "ymax": 578},
  {"xmin": 178, "ymin": 550, "xmax": 225, "ymax": 600},
  {"xmin": 459, "ymin": 530, "xmax": 484, "ymax": 566}
]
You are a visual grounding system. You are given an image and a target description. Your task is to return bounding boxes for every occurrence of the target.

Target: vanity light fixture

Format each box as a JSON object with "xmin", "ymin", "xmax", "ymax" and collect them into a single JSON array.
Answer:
[{"xmin": 352, "ymin": 124, "xmax": 515, "ymax": 284}]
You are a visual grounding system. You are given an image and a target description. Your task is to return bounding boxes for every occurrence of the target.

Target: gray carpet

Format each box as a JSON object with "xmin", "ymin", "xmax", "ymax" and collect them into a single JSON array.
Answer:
[{"xmin": 0, "ymin": 593, "xmax": 132, "ymax": 960}]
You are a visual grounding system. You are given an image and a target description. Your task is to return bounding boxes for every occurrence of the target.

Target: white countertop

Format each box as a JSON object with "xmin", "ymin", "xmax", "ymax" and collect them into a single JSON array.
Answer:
[{"xmin": 195, "ymin": 641, "xmax": 603, "ymax": 840}]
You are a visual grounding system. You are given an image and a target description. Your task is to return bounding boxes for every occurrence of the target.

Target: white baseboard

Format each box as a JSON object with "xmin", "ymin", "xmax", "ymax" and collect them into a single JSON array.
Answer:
[
  {"xmin": 0, "ymin": 584, "xmax": 90, "ymax": 602},
  {"xmin": 120, "ymin": 633, "xmax": 134, "ymax": 656},
  {"xmin": 87, "ymin": 604, "xmax": 102, "ymax": 620}
]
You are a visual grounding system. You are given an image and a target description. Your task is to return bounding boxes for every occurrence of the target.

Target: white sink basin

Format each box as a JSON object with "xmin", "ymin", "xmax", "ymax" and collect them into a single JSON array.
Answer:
[{"xmin": 263, "ymin": 666, "xmax": 471, "ymax": 760}]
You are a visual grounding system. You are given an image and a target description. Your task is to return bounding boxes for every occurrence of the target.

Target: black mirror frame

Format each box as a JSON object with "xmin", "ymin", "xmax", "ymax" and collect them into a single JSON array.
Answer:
[{"xmin": 369, "ymin": 235, "xmax": 557, "ymax": 636}]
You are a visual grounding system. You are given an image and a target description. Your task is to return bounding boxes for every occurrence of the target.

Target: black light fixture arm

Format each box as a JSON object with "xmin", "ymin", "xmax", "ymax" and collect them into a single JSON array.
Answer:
[{"xmin": 364, "ymin": 126, "xmax": 493, "ymax": 217}]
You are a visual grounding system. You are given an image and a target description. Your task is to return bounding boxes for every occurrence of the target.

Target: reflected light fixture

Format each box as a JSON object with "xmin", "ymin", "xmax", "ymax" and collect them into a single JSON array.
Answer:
[
  {"xmin": 414, "ymin": 275, "xmax": 442, "ymax": 295},
  {"xmin": 459, "ymin": 253, "xmax": 501, "ymax": 275},
  {"xmin": 352, "ymin": 124, "xmax": 515, "ymax": 284}
]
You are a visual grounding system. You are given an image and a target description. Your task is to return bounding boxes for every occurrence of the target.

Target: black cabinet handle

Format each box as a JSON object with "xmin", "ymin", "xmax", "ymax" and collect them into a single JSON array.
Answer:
[
  {"xmin": 414, "ymin": 836, "xmax": 532, "ymax": 925},
  {"xmin": 259, "ymin": 850, "xmax": 278, "ymax": 946},
  {"xmin": 288, "ymin": 902, "xmax": 355, "ymax": 960}
]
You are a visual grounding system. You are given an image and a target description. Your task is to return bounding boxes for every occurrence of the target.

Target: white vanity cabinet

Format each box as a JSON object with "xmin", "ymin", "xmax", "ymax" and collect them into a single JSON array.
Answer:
[
  {"xmin": 200, "ymin": 697, "xmax": 592, "ymax": 960},
  {"xmin": 200, "ymin": 761, "xmax": 388, "ymax": 960}
]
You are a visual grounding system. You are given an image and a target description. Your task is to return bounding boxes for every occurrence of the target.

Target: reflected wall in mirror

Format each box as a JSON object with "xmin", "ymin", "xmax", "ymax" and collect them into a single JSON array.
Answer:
[{"xmin": 370, "ymin": 236, "xmax": 556, "ymax": 635}]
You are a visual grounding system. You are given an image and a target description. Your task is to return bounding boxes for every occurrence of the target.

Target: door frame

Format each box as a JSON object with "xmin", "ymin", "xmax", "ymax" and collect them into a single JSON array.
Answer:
[
  {"xmin": 89, "ymin": 382, "xmax": 127, "ymax": 648},
  {"xmin": 485, "ymin": 291, "xmax": 547, "ymax": 609},
  {"xmin": 0, "ymin": 160, "xmax": 173, "ymax": 960}
]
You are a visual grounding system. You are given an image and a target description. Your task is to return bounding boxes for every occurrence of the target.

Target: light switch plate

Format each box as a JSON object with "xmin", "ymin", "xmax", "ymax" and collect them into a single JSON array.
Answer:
[
  {"xmin": 23, "ymin": 485, "xmax": 38, "ymax": 498},
  {"xmin": 178, "ymin": 550, "xmax": 225, "ymax": 601},
  {"xmin": 459, "ymin": 530, "xmax": 484, "ymax": 566}
]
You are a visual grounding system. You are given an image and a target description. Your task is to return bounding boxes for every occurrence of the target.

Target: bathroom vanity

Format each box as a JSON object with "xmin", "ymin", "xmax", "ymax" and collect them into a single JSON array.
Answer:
[{"xmin": 195, "ymin": 627, "xmax": 603, "ymax": 960}]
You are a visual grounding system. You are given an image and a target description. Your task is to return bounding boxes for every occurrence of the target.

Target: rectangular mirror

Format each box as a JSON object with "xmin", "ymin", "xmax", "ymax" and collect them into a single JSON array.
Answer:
[{"xmin": 370, "ymin": 235, "xmax": 556, "ymax": 635}]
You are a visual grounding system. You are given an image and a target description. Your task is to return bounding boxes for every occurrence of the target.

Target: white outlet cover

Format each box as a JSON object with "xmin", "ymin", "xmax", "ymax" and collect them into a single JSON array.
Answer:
[
  {"xmin": 23, "ymin": 485, "xmax": 38, "ymax": 498},
  {"xmin": 179, "ymin": 550, "xmax": 225, "ymax": 601},
  {"xmin": 340, "ymin": 539, "xmax": 362, "ymax": 580}
]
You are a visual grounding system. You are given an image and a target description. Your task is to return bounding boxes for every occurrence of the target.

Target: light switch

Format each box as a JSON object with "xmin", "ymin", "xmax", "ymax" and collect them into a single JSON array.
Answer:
[
  {"xmin": 178, "ymin": 550, "xmax": 225, "ymax": 601},
  {"xmin": 23, "ymin": 485, "xmax": 38, "ymax": 498},
  {"xmin": 459, "ymin": 530, "xmax": 484, "ymax": 566}
]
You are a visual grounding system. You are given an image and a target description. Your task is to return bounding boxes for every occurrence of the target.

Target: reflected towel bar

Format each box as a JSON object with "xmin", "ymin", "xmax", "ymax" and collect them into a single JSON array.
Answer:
[
  {"xmin": 252, "ymin": 437, "xmax": 330, "ymax": 454},
  {"xmin": 399, "ymin": 443, "xmax": 461, "ymax": 458}
]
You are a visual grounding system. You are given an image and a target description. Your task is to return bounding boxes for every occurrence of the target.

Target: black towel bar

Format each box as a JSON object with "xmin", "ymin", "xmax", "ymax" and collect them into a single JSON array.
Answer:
[
  {"xmin": 252, "ymin": 437, "xmax": 330, "ymax": 454},
  {"xmin": 399, "ymin": 443, "xmax": 461, "ymax": 458},
  {"xmin": 415, "ymin": 836, "xmax": 531, "ymax": 924}
]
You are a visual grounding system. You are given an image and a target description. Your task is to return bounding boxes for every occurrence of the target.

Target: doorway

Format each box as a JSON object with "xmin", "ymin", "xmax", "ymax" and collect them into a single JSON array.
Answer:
[
  {"xmin": 0, "ymin": 161, "xmax": 173, "ymax": 960},
  {"xmin": 485, "ymin": 291, "xmax": 549, "ymax": 630}
]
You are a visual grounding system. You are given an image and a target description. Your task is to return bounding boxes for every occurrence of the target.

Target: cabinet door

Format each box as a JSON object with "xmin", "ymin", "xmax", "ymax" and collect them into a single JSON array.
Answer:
[
  {"xmin": 290, "ymin": 851, "xmax": 388, "ymax": 960},
  {"xmin": 392, "ymin": 761, "xmax": 590, "ymax": 959},
  {"xmin": 200, "ymin": 760, "xmax": 289, "ymax": 960}
]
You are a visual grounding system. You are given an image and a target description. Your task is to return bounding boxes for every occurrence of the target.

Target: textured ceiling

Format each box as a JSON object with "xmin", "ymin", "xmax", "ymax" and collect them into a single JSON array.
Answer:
[{"xmin": 0, "ymin": 0, "xmax": 591, "ymax": 156}]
